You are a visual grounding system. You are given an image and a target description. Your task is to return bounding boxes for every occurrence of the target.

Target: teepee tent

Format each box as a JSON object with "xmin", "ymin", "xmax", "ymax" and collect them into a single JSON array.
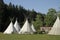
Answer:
[
  {"xmin": 48, "ymin": 16, "xmax": 60, "ymax": 35},
  {"xmin": 14, "ymin": 19, "xmax": 20, "ymax": 33},
  {"xmin": 31, "ymin": 24, "xmax": 36, "ymax": 32},
  {"xmin": 19, "ymin": 19, "xmax": 33, "ymax": 34},
  {"xmin": 4, "ymin": 21, "xmax": 17, "ymax": 34}
]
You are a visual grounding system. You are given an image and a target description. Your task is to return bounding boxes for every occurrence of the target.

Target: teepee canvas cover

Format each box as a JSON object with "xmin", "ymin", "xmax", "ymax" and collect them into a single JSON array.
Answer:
[
  {"xmin": 19, "ymin": 19, "xmax": 33, "ymax": 34},
  {"xmin": 4, "ymin": 21, "xmax": 17, "ymax": 34},
  {"xmin": 48, "ymin": 17, "xmax": 60, "ymax": 35},
  {"xmin": 14, "ymin": 19, "xmax": 20, "ymax": 33},
  {"xmin": 31, "ymin": 24, "xmax": 36, "ymax": 32}
]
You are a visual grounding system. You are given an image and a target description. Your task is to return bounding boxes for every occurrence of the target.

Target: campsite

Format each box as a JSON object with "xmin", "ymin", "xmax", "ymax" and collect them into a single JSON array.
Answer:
[
  {"xmin": 0, "ymin": 0, "xmax": 60, "ymax": 40},
  {"xmin": 1, "ymin": 16, "xmax": 60, "ymax": 40}
]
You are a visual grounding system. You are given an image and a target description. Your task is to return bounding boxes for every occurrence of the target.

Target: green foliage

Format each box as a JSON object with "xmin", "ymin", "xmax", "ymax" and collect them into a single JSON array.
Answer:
[
  {"xmin": 44, "ymin": 8, "xmax": 57, "ymax": 27},
  {"xmin": 33, "ymin": 14, "xmax": 44, "ymax": 31}
]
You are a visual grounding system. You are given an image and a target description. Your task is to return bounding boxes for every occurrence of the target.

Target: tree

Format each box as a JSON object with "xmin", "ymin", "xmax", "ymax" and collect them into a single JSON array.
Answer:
[
  {"xmin": 30, "ymin": 9, "xmax": 37, "ymax": 21},
  {"xmin": 33, "ymin": 13, "xmax": 44, "ymax": 31},
  {"xmin": 45, "ymin": 8, "xmax": 57, "ymax": 27}
]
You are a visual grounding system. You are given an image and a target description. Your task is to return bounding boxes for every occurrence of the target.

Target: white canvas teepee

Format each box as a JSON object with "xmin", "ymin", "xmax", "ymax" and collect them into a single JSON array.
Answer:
[
  {"xmin": 31, "ymin": 24, "xmax": 36, "ymax": 32},
  {"xmin": 48, "ymin": 16, "xmax": 60, "ymax": 35},
  {"xmin": 19, "ymin": 19, "xmax": 33, "ymax": 34},
  {"xmin": 4, "ymin": 21, "xmax": 17, "ymax": 34},
  {"xmin": 14, "ymin": 19, "xmax": 20, "ymax": 33}
]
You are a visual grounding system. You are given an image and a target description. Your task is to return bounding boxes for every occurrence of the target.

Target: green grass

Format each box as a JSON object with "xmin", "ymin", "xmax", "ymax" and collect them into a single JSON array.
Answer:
[{"xmin": 0, "ymin": 33, "xmax": 60, "ymax": 40}]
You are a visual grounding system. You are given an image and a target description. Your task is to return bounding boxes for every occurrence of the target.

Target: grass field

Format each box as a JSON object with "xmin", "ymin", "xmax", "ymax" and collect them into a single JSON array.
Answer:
[{"xmin": 0, "ymin": 33, "xmax": 60, "ymax": 40}]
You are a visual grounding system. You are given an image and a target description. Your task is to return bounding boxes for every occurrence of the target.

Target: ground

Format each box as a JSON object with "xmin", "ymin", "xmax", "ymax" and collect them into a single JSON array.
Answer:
[{"xmin": 0, "ymin": 33, "xmax": 60, "ymax": 40}]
